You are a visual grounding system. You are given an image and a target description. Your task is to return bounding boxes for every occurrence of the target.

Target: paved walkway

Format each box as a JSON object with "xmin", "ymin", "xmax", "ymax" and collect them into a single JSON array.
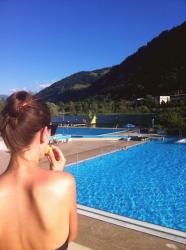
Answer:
[{"xmin": 73, "ymin": 215, "xmax": 185, "ymax": 250}]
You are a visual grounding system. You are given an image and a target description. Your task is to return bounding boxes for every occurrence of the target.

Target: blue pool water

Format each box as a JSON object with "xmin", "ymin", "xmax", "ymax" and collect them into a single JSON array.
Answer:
[
  {"xmin": 65, "ymin": 138, "xmax": 186, "ymax": 231},
  {"xmin": 56, "ymin": 127, "xmax": 126, "ymax": 136}
]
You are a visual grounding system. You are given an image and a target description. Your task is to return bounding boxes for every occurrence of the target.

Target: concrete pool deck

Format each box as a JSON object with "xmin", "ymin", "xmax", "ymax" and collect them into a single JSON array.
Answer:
[{"xmin": 0, "ymin": 136, "xmax": 185, "ymax": 249}]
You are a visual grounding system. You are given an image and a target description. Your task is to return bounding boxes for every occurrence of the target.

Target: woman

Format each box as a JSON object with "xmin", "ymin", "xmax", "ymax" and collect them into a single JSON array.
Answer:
[{"xmin": 0, "ymin": 91, "xmax": 77, "ymax": 250}]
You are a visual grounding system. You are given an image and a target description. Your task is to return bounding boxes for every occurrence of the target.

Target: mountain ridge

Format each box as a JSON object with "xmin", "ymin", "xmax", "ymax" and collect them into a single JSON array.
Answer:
[
  {"xmin": 36, "ymin": 21, "xmax": 186, "ymax": 103},
  {"xmin": 35, "ymin": 67, "xmax": 111, "ymax": 102},
  {"xmin": 86, "ymin": 21, "xmax": 186, "ymax": 99}
]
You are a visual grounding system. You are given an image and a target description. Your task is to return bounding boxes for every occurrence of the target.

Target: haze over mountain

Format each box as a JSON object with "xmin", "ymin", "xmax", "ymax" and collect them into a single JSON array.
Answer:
[{"xmin": 36, "ymin": 21, "xmax": 186, "ymax": 103}]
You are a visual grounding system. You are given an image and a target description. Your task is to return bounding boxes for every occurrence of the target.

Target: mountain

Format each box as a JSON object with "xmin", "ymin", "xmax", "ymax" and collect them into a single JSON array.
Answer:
[
  {"xmin": 35, "ymin": 68, "xmax": 111, "ymax": 102},
  {"xmin": 85, "ymin": 21, "xmax": 186, "ymax": 100},
  {"xmin": 37, "ymin": 21, "xmax": 186, "ymax": 103}
]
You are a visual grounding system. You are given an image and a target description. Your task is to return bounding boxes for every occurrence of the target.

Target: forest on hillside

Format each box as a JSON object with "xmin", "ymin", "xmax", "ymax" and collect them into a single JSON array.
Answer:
[{"xmin": 0, "ymin": 96, "xmax": 186, "ymax": 134}]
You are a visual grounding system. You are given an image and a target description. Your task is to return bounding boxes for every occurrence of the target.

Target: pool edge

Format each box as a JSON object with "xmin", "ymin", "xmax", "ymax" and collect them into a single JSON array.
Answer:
[
  {"xmin": 77, "ymin": 204, "xmax": 186, "ymax": 245},
  {"xmin": 66, "ymin": 140, "xmax": 147, "ymax": 167}
]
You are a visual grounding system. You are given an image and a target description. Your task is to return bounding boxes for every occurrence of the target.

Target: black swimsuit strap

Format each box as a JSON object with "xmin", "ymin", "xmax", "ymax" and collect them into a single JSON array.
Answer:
[{"xmin": 55, "ymin": 237, "xmax": 68, "ymax": 250}]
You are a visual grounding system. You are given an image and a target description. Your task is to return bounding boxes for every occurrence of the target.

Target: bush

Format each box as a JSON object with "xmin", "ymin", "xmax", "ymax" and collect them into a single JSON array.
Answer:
[{"xmin": 156, "ymin": 111, "xmax": 185, "ymax": 131}]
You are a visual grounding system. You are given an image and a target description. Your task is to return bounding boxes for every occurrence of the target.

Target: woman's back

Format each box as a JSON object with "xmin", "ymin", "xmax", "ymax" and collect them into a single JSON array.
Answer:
[
  {"xmin": 0, "ymin": 166, "xmax": 75, "ymax": 250},
  {"xmin": 0, "ymin": 91, "xmax": 77, "ymax": 249}
]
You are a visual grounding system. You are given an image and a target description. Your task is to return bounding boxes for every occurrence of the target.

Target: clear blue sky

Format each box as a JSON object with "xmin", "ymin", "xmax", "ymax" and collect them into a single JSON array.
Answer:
[{"xmin": 0, "ymin": 0, "xmax": 185, "ymax": 95}]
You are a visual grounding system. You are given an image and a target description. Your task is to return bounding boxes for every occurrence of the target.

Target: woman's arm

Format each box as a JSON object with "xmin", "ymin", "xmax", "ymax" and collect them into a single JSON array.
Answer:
[{"xmin": 47, "ymin": 145, "xmax": 78, "ymax": 240}]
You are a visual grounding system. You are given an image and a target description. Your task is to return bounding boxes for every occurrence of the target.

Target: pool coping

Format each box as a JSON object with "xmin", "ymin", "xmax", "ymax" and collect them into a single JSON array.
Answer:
[
  {"xmin": 66, "ymin": 140, "xmax": 146, "ymax": 167},
  {"xmin": 77, "ymin": 204, "xmax": 186, "ymax": 245}
]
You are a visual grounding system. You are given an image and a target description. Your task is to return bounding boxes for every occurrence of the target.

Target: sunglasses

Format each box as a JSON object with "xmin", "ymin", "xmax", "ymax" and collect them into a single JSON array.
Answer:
[{"xmin": 47, "ymin": 123, "xmax": 58, "ymax": 136}]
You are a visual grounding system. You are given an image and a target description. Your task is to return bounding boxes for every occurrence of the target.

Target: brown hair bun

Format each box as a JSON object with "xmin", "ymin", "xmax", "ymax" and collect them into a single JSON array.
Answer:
[
  {"xmin": 0, "ymin": 91, "xmax": 51, "ymax": 153},
  {"xmin": 5, "ymin": 91, "xmax": 32, "ymax": 117}
]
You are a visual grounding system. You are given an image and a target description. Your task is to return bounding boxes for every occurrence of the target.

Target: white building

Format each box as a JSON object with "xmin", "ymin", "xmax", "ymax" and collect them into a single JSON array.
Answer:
[{"xmin": 156, "ymin": 96, "xmax": 170, "ymax": 104}]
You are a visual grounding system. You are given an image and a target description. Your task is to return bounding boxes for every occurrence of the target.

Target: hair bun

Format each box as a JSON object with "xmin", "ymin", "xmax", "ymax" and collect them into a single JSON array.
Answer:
[
  {"xmin": 6, "ymin": 91, "xmax": 32, "ymax": 117},
  {"xmin": 0, "ymin": 90, "xmax": 51, "ymax": 153}
]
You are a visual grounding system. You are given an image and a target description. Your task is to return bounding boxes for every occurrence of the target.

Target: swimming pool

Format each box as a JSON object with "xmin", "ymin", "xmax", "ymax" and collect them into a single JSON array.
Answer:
[
  {"xmin": 65, "ymin": 138, "xmax": 186, "ymax": 232},
  {"xmin": 56, "ymin": 127, "xmax": 126, "ymax": 136}
]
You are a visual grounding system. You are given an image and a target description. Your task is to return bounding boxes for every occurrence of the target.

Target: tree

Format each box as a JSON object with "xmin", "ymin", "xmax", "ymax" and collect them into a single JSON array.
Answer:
[
  {"xmin": 46, "ymin": 102, "xmax": 59, "ymax": 117},
  {"xmin": 75, "ymin": 102, "xmax": 83, "ymax": 114},
  {"xmin": 145, "ymin": 95, "xmax": 156, "ymax": 109},
  {"xmin": 118, "ymin": 99, "xmax": 129, "ymax": 113},
  {"xmin": 66, "ymin": 101, "xmax": 76, "ymax": 114},
  {"xmin": 89, "ymin": 100, "xmax": 98, "ymax": 114},
  {"xmin": 58, "ymin": 101, "xmax": 65, "ymax": 112},
  {"xmin": 156, "ymin": 111, "xmax": 185, "ymax": 131},
  {"xmin": 0, "ymin": 100, "xmax": 6, "ymax": 112},
  {"xmin": 137, "ymin": 105, "xmax": 150, "ymax": 113}
]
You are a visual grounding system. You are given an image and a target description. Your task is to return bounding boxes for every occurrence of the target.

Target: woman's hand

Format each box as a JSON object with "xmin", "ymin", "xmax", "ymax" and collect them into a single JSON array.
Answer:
[{"xmin": 47, "ymin": 145, "xmax": 66, "ymax": 171}]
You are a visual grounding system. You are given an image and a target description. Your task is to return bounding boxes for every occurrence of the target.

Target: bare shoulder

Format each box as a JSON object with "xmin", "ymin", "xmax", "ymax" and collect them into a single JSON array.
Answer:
[
  {"xmin": 47, "ymin": 170, "xmax": 75, "ymax": 187},
  {"xmin": 34, "ymin": 169, "xmax": 76, "ymax": 197},
  {"xmin": 51, "ymin": 171, "xmax": 76, "ymax": 191}
]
